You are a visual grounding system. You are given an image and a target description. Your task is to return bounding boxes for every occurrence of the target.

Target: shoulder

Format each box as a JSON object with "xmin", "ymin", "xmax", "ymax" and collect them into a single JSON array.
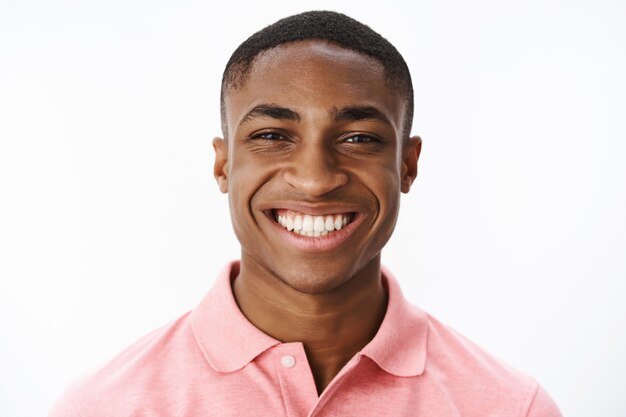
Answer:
[
  {"xmin": 422, "ymin": 312, "xmax": 561, "ymax": 417},
  {"xmin": 49, "ymin": 311, "xmax": 201, "ymax": 417},
  {"xmin": 424, "ymin": 312, "xmax": 526, "ymax": 380}
]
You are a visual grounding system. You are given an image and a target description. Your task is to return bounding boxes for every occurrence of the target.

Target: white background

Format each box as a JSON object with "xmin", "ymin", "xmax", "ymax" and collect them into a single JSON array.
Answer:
[{"xmin": 1, "ymin": 0, "xmax": 625, "ymax": 416}]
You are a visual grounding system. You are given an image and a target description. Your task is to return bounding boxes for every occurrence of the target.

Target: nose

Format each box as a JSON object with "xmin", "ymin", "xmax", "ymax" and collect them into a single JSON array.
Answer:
[{"xmin": 282, "ymin": 142, "xmax": 349, "ymax": 197}]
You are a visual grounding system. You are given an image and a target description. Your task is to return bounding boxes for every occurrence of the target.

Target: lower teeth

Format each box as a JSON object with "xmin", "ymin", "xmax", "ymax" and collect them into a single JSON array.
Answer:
[{"xmin": 291, "ymin": 229, "xmax": 333, "ymax": 237}]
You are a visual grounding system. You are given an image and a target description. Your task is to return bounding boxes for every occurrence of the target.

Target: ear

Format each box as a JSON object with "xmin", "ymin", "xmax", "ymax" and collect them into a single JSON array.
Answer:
[
  {"xmin": 400, "ymin": 135, "xmax": 422, "ymax": 193},
  {"xmin": 212, "ymin": 137, "xmax": 229, "ymax": 193}
]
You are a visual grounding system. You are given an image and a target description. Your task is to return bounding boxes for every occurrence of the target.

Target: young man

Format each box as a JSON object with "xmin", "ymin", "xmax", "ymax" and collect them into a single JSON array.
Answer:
[{"xmin": 50, "ymin": 11, "xmax": 562, "ymax": 417}]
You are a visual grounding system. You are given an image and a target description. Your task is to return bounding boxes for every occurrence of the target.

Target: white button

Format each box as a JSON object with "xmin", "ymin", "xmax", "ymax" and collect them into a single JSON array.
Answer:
[{"xmin": 280, "ymin": 355, "xmax": 296, "ymax": 368}]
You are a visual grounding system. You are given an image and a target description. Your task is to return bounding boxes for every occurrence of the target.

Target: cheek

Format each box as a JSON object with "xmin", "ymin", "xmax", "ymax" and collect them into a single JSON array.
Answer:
[
  {"xmin": 226, "ymin": 154, "xmax": 277, "ymax": 234},
  {"xmin": 363, "ymin": 165, "xmax": 402, "ymax": 241},
  {"xmin": 227, "ymin": 160, "xmax": 257, "ymax": 230},
  {"xmin": 364, "ymin": 162, "xmax": 402, "ymax": 204}
]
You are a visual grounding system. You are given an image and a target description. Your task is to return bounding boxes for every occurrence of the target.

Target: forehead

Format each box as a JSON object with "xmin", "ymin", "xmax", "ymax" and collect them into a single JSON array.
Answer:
[{"xmin": 224, "ymin": 40, "xmax": 405, "ymax": 134}]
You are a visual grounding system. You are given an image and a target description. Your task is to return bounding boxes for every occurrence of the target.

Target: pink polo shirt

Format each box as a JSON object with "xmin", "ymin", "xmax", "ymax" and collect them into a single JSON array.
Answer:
[{"xmin": 50, "ymin": 261, "xmax": 561, "ymax": 416}]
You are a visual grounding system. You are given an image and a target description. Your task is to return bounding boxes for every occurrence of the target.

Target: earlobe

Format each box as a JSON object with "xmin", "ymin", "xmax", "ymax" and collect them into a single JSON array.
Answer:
[
  {"xmin": 401, "ymin": 135, "xmax": 422, "ymax": 193},
  {"xmin": 212, "ymin": 137, "xmax": 229, "ymax": 194}
]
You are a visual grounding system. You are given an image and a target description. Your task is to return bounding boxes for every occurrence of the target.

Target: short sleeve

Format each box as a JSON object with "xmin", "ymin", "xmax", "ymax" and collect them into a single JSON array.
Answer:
[
  {"xmin": 48, "ymin": 389, "xmax": 82, "ymax": 417},
  {"xmin": 526, "ymin": 384, "xmax": 562, "ymax": 417}
]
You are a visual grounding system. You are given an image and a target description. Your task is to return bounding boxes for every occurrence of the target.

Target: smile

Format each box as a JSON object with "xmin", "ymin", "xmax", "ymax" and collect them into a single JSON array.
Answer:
[{"xmin": 273, "ymin": 209, "xmax": 354, "ymax": 237}]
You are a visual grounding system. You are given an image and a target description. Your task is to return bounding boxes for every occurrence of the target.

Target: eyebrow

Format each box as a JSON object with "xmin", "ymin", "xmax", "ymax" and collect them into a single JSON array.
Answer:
[
  {"xmin": 239, "ymin": 104, "xmax": 300, "ymax": 126},
  {"xmin": 237, "ymin": 103, "xmax": 393, "ymax": 128},
  {"xmin": 330, "ymin": 105, "xmax": 392, "ymax": 126}
]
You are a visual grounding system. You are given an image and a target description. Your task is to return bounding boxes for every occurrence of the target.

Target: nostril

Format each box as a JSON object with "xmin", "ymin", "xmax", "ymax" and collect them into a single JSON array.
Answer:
[{"xmin": 283, "ymin": 169, "xmax": 349, "ymax": 197}]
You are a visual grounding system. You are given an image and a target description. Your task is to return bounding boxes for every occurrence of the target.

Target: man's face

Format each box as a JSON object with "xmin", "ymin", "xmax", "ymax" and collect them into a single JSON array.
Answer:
[{"xmin": 214, "ymin": 40, "xmax": 420, "ymax": 294}]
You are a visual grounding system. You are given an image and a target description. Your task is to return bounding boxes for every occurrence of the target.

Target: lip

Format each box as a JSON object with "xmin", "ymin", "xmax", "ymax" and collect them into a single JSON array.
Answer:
[
  {"xmin": 258, "ymin": 201, "xmax": 364, "ymax": 216},
  {"xmin": 262, "ymin": 208, "xmax": 366, "ymax": 253}
]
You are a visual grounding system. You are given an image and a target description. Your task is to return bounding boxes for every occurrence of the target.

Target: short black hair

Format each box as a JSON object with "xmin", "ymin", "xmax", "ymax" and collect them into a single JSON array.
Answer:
[{"xmin": 220, "ymin": 10, "xmax": 414, "ymax": 140}]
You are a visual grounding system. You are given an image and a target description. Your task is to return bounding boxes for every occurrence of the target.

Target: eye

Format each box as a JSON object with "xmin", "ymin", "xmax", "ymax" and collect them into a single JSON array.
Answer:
[
  {"xmin": 245, "ymin": 130, "xmax": 294, "ymax": 153},
  {"xmin": 344, "ymin": 134, "xmax": 377, "ymax": 144},
  {"xmin": 251, "ymin": 131, "xmax": 286, "ymax": 141}
]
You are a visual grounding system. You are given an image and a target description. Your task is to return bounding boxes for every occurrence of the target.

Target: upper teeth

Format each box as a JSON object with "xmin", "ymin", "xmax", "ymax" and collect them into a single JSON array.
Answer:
[{"xmin": 275, "ymin": 210, "xmax": 351, "ymax": 237}]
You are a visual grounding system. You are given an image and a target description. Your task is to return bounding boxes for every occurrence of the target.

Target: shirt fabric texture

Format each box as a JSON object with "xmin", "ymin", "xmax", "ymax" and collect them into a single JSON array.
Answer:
[{"xmin": 49, "ymin": 261, "xmax": 562, "ymax": 417}]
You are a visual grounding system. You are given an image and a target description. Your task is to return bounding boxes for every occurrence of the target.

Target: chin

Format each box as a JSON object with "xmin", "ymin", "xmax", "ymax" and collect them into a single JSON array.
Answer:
[{"xmin": 276, "ymin": 263, "xmax": 355, "ymax": 295}]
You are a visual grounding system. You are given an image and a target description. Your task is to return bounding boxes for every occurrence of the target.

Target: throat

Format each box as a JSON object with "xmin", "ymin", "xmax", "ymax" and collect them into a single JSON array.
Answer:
[
  {"xmin": 232, "ymin": 260, "xmax": 388, "ymax": 394},
  {"xmin": 301, "ymin": 292, "xmax": 387, "ymax": 395}
]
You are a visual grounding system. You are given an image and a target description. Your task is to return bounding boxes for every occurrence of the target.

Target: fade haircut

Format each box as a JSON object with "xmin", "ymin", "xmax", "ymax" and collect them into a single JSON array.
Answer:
[{"xmin": 220, "ymin": 10, "xmax": 414, "ymax": 140}]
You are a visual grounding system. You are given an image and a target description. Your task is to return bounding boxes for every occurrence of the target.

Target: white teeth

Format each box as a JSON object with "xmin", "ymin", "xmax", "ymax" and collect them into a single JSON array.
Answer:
[
  {"xmin": 302, "ymin": 215, "xmax": 314, "ymax": 232},
  {"xmin": 294, "ymin": 215, "xmax": 303, "ymax": 231},
  {"xmin": 313, "ymin": 216, "xmax": 325, "ymax": 232},
  {"xmin": 324, "ymin": 215, "xmax": 334, "ymax": 231},
  {"xmin": 275, "ymin": 210, "xmax": 353, "ymax": 237},
  {"xmin": 334, "ymin": 214, "xmax": 343, "ymax": 230}
]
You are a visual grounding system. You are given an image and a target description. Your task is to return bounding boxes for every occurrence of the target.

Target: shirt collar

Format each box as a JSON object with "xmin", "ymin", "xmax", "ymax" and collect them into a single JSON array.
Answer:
[
  {"xmin": 360, "ymin": 265, "xmax": 429, "ymax": 377},
  {"xmin": 190, "ymin": 261, "xmax": 280, "ymax": 373},
  {"xmin": 191, "ymin": 261, "xmax": 428, "ymax": 377}
]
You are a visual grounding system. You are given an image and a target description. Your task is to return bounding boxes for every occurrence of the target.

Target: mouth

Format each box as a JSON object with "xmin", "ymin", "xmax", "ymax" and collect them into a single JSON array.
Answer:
[{"xmin": 271, "ymin": 209, "xmax": 355, "ymax": 238}]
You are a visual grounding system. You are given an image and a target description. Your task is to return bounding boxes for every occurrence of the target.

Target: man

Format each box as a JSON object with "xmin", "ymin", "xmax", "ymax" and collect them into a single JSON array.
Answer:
[{"xmin": 50, "ymin": 11, "xmax": 561, "ymax": 416}]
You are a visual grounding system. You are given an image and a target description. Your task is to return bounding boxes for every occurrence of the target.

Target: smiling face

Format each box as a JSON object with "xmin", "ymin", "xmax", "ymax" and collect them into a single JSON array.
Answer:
[{"xmin": 214, "ymin": 40, "xmax": 421, "ymax": 294}]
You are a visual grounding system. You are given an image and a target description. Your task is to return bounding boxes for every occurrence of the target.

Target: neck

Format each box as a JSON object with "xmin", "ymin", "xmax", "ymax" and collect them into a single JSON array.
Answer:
[{"xmin": 233, "ymin": 255, "xmax": 388, "ymax": 395}]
